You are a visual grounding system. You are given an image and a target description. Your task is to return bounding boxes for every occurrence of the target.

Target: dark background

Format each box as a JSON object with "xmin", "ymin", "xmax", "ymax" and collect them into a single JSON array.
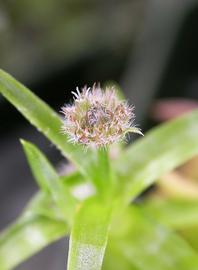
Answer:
[{"xmin": 1, "ymin": 0, "xmax": 198, "ymax": 269}]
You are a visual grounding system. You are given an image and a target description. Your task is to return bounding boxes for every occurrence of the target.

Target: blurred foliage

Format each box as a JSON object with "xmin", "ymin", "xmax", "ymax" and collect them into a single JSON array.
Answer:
[{"xmin": 0, "ymin": 0, "xmax": 145, "ymax": 83}]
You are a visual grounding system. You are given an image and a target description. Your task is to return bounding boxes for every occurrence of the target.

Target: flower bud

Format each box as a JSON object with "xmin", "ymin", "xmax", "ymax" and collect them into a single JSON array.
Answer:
[{"xmin": 61, "ymin": 84, "xmax": 142, "ymax": 147}]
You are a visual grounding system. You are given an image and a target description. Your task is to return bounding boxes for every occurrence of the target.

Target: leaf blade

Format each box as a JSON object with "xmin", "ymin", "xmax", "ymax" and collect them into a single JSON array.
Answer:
[
  {"xmin": 117, "ymin": 110, "xmax": 198, "ymax": 202},
  {"xmin": 67, "ymin": 199, "xmax": 112, "ymax": 270},
  {"xmin": 21, "ymin": 139, "xmax": 76, "ymax": 221},
  {"xmin": 0, "ymin": 216, "xmax": 68, "ymax": 270},
  {"xmin": 142, "ymin": 198, "xmax": 198, "ymax": 229}
]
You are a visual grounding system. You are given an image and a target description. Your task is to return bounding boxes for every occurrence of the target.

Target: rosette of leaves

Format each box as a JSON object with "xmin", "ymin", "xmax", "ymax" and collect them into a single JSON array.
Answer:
[{"xmin": 0, "ymin": 69, "xmax": 198, "ymax": 270}]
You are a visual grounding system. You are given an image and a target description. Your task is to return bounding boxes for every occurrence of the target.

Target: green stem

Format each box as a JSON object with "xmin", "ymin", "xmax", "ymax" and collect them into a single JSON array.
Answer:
[{"xmin": 92, "ymin": 148, "xmax": 116, "ymax": 198}]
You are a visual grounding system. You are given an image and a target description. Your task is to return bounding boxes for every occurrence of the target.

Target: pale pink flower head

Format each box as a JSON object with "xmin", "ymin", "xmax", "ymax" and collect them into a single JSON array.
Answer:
[{"xmin": 61, "ymin": 84, "xmax": 142, "ymax": 148}]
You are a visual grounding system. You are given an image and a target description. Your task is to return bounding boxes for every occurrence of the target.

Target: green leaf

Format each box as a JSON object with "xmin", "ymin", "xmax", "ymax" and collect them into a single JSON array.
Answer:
[
  {"xmin": 21, "ymin": 139, "xmax": 76, "ymax": 222},
  {"xmin": 142, "ymin": 198, "xmax": 198, "ymax": 229},
  {"xmin": 109, "ymin": 206, "xmax": 198, "ymax": 270},
  {"xmin": 117, "ymin": 110, "xmax": 198, "ymax": 203},
  {"xmin": 0, "ymin": 171, "xmax": 83, "ymax": 269},
  {"xmin": 0, "ymin": 69, "xmax": 94, "ymax": 179},
  {"xmin": 103, "ymin": 240, "xmax": 138, "ymax": 270},
  {"xmin": 0, "ymin": 216, "xmax": 67, "ymax": 270},
  {"xmin": 67, "ymin": 198, "xmax": 112, "ymax": 270}
]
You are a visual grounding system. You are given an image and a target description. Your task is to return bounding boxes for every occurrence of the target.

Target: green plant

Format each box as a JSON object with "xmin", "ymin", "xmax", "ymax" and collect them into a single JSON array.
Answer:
[{"xmin": 0, "ymin": 69, "xmax": 198, "ymax": 270}]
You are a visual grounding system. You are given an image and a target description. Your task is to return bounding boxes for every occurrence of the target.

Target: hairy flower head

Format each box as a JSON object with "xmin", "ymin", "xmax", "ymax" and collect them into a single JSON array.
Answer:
[{"xmin": 61, "ymin": 84, "xmax": 142, "ymax": 147}]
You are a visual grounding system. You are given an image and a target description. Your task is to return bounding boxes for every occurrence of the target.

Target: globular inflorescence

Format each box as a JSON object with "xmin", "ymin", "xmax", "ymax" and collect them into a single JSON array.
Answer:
[{"xmin": 61, "ymin": 84, "xmax": 142, "ymax": 148}]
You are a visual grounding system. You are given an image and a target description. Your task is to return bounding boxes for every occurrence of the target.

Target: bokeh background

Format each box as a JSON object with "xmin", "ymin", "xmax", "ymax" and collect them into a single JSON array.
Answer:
[{"xmin": 1, "ymin": 0, "xmax": 198, "ymax": 269}]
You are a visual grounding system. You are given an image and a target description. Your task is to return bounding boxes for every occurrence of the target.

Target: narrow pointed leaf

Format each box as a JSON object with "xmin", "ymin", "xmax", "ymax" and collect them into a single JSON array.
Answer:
[
  {"xmin": 67, "ymin": 199, "xmax": 112, "ymax": 270},
  {"xmin": 117, "ymin": 110, "xmax": 198, "ymax": 202},
  {"xmin": 143, "ymin": 198, "xmax": 198, "ymax": 229},
  {"xmin": 21, "ymin": 139, "xmax": 76, "ymax": 221}
]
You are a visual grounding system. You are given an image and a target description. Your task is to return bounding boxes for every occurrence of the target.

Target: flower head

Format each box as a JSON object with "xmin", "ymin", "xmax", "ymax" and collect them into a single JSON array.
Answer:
[{"xmin": 61, "ymin": 84, "xmax": 142, "ymax": 147}]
